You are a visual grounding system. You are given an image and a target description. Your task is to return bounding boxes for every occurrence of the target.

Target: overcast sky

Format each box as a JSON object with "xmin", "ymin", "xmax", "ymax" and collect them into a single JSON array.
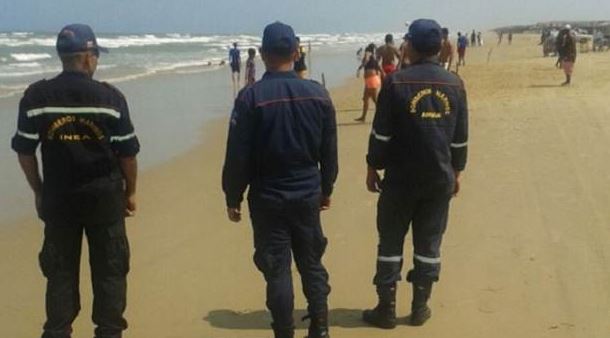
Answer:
[{"xmin": 1, "ymin": 0, "xmax": 608, "ymax": 34}]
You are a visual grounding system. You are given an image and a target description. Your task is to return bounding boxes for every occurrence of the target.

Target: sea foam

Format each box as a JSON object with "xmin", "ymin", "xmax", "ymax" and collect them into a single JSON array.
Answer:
[{"xmin": 10, "ymin": 53, "xmax": 53, "ymax": 62}]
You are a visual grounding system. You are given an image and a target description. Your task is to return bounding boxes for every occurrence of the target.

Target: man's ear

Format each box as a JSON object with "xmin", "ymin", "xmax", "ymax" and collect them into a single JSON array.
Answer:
[{"xmin": 86, "ymin": 52, "xmax": 97, "ymax": 76}]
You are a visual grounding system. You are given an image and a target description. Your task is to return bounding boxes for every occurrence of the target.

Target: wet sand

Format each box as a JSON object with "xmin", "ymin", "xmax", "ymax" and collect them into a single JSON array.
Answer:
[{"xmin": 2, "ymin": 34, "xmax": 610, "ymax": 337}]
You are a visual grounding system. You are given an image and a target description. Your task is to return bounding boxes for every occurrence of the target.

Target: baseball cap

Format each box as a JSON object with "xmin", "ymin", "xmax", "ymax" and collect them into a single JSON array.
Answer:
[
  {"xmin": 261, "ymin": 21, "xmax": 297, "ymax": 55},
  {"xmin": 405, "ymin": 19, "xmax": 443, "ymax": 54},
  {"xmin": 56, "ymin": 24, "xmax": 108, "ymax": 55}
]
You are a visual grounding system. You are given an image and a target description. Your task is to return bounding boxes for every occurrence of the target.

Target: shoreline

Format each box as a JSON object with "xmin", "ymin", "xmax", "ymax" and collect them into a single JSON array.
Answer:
[{"xmin": 0, "ymin": 47, "xmax": 361, "ymax": 224}]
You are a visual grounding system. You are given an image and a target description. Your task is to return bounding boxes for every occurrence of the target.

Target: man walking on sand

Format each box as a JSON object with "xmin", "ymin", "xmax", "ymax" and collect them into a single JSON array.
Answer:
[
  {"xmin": 556, "ymin": 25, "xmax": 577, "ymax": 86},
  {"xmin": 362, "ymin": 18, "xmax": 468, "ymax": 329},
  {"xmin": 399, "ymin": 34, "xmax": 411, "ymax": 70},
  {"xmin": 377, "ymin": 34, "xmax": 401, "ymax": 75},
  {"xmin": 439, "ymin": 28, "xmax": 454, "ymax": 71},
  {"xmin": 229, "ymin": 42, "xmax": 241, "ymax": 96},
  {"xmin": 11, "ymin": 24, "xmax": 139, "ymax": 338},
  {"xmin": 222, "ymin": 21, "xmax": 338, "ymax": 338},
  {"xmin": 457, "ymin": 32, "xmax": 468, "ymax": 67}
]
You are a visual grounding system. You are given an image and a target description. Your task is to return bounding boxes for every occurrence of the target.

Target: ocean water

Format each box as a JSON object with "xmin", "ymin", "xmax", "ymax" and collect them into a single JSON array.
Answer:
[
  {"xmin": 0, "ymin": 31, "xmax": 393, "ymax": 98},
  {"xmin": 0, "ymin": 31, "xmax": 390, "ymax": 224}
]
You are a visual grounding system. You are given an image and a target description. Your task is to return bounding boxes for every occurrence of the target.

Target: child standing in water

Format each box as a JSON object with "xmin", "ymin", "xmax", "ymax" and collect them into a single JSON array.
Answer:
[{"xmin": 245, "ymin": 48, "xmax": 256, "ymax": 87}]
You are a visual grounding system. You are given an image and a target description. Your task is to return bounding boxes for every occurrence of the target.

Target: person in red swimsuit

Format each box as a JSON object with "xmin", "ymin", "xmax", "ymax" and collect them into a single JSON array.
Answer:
[{"xmin": 377, "ymin": 34, "xmax": 401, "ymax": 75}]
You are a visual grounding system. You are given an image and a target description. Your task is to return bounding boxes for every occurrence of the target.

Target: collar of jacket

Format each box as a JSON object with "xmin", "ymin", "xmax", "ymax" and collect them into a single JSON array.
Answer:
[
  {"xmin": 262, "ymin": 70, "xmax": 299, "ymax": 80},
  {"xmin": 411, "ymin": 56, "xmax": 441, "ymax": 66},
  {"xmin": 59, "ymin": 70, "xmax": 91, "ymax": 78}
]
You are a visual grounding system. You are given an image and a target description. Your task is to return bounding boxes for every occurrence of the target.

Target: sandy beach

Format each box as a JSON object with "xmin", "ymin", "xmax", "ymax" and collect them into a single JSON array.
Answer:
[{"xmin": 2, "ymin": 34, "xmax": 610, "ymax": 338}]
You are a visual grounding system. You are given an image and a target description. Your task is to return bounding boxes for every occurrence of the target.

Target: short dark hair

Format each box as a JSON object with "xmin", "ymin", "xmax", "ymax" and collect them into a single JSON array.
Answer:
[
  {"xmin": 266, "ymin": 48, "xmax": 293, "ymax": 59},
  {"xmin": 420, "ymin": 45, "xmax": 441, "ymax": 57},
  {"xmin": 248, "ymin": 48, "xmax": 256, "ymax": 57},
  {"xmin": 59, "ymin": 52, "xmax": 87, "ymax": 68},
  {"xmin": 385, "ymin": 34, "xmax": 393, "ymax": 43},
  {"xmin": 442, "ymin": 28, "xmax": 449, "ymax": 35},
  {"xmin": 263, "ymin": 50, "xmax": 294, "ymax": 63}
]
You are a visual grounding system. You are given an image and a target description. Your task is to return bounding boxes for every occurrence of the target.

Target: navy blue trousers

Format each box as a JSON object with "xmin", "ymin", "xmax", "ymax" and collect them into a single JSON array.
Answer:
[
  {"xmin": 39, "ymin": 219, "xmax": 129, "ymax": 338},
  {"xmin": 249, "ymin": 202, "xmax": 330, "ymax": 330},
  {"xmin": 373, "ymin": 189, "xmax": 451, "ymax": 286}
]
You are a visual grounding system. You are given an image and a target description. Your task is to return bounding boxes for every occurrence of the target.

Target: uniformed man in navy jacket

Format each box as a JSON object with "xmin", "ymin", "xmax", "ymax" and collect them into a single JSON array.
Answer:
[
  {"xmin": 222, "ymin": 22, "xmax": 338, "ymax": 338},
  {"xmin": 362, "ymin": 19, "xmax": 469, "ymax": 328},
  {"xmin": 12, "ymin": 24, "xmax": 139, "ymax": 338}
]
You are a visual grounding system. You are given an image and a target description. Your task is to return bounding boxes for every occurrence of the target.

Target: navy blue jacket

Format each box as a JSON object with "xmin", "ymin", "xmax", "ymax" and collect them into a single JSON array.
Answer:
[
  {"xmin": 367, "ymin": 60, "xmax": 468, "ymax": 195},
  {"xmin": 222, "ymin": 71, "xmax": 338, "ymax": 208}
]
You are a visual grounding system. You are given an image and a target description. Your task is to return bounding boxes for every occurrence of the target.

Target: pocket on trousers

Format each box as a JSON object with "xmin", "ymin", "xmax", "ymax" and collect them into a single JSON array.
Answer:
[
  {"xmin": 253, "ymin": 250, "xmax": 275, "ymax": 275},
  {"xmin": 106, "ymin": 236, "xmax": 130, "ymax": 276},
  {"xmin": 313, "ymin": 236, "xmax": 328, "ymax": 261},
  {"xmin": 39, "ymin": 242, "xmax": 60, "ymax": 278}
]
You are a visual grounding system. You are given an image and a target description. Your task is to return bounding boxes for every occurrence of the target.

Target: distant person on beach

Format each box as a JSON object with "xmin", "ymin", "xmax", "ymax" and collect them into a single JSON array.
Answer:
[
  {"xmin": 245, "ymin": 47, "xmax": 257, "ymax": 86},
  {"xmin": 294, "ymin": 36, "xmax": 308, "ymax": 79},
  {"xmin": 355, "ymin": 43, "xmax": 382, "ymax": 122},
  {"xmin": 498, "ymin": 31, "xmax": 504, "ymax": 45},
  {"xmin": 477, "ymin": 31, "xmax": 483, "ymax": 46},
  {"xmin": 556, "ymin": 26, "xmax": 577, "ymax": 86},
  {"xmin": 540, "ymin": 29, "xmax": 550, "ymax": 45},
  {"xmin": 222, "ymin": 21, "xmax": 338, "ymax": 338},
  {"xmin": 439, "ymin": 28, "xmax": 454, "ymax": 71},
  {"xmin": 457, "ymin": 32, "xmax": 468, "ymax": 66},
  {"xmin": 555, "ymin": 27, "xmax": 570, "ymax": 64},
  {"xmin": 508, "ymin": 32, "xmax": 513, "ymax": 45},
  {"xmin": 593, "ymin": 30, "xmax": 605, "ymax": 52},
  {"xmin": 377, "ymin": 34, "xmax": 401, "ymax": 75},
  {"xmin": 470, "ymin": 30, "xmax": 476, "ymax": 47},
  {"xmin": 11, "ymin": 24, "xmax": 139, "ymax": 338},
  {"xmin": 229, "ymin": 42, "xmax": 241, "ymax": 95},
  {"xmin": 363, "ymin": 18, "xmax": 468, "ymax": 329},
  {"xmin": 398, "ymin": 33, "xmax": 411, "ymax": 69}
]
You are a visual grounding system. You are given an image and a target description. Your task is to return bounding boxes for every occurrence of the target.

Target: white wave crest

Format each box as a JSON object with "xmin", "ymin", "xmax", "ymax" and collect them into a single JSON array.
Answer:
[
  {"xmin": 0, "ymin": 37, "xmax": 55, "ymax": 47},
  {"xmin": 11, "ymin": 53, "xmax": 53, "ymax": 62},
  {"xmin": 0, "ymin": 32, "xmax": 390, "ymax": 50},
  {"xmin": 10, "ymin": 62, "xmax": 42, "ymax": 68}
]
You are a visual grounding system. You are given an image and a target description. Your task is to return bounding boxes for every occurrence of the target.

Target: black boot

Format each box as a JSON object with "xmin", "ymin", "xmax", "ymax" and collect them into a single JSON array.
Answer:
[
  {"xmin": 272, "ymin": 324, "xmax": 294, "ymax": 338},
  {"xmin": 362, "ymin": 284, "xmax": 397, "ymax": 329},
  {"xmin": 409, "ymin": 282, "xmax": 432, "ymax": 326},
  {"xmin": 302, "ymin": 308, "xmax": 330, "ymax": 338}
]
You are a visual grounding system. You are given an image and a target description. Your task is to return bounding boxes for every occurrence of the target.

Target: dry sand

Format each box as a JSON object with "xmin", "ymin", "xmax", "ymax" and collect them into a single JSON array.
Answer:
[{"xmin": 1, "ymin": 34, "xmax": 610, "ymax": 338}]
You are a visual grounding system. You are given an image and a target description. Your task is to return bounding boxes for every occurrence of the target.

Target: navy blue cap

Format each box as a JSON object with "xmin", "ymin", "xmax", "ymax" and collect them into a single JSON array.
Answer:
[
  {"xmin": 56, "ymin": 24, "xmax": 108, "ymax": 55},
  {"xmin": 262, "ymin": 21, "xmax": 297, "ymax": 54},
  {"xmin": 405, "ymin": 19, "xmax": 443, "ymax": 54}
]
